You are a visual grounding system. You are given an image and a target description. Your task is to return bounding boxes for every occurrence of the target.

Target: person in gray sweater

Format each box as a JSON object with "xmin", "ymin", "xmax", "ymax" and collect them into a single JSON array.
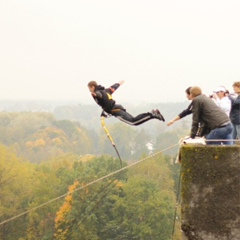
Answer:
[
  {"xmin": 189, "ymin": 86, "xmax": 233, "ymax": 145},
  {"xmin": 229, "ymin": 82, "xmax": 240, "ymax": 141}
]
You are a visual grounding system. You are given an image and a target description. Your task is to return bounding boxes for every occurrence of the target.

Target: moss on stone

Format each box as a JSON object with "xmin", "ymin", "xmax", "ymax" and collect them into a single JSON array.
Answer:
[{"xmin": 181, "ymin": 145, "xmax": 240, "ymax": 240}]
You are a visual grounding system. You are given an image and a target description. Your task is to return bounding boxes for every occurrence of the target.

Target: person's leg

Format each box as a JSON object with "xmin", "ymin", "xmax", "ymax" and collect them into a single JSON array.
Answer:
[
  {"xmin": 232, "ymin": 124, "xmax": 237, "ymax": 140},
  {"xmin": 206, "ymin": 124, "xmax": 233, "ymax": 145},
  {"xmin": 111, "ymin": 105, "xmax": 157, "ymax": 126},
  {"xmin": 235, "ymin": 124, "xmax": 240, "ymax": 139},
  {"xmin": 234, "ymin": 124, "xmax": 240, "ymax": 144},
  {"xmin": 113, "ymin": 109, "xmax": 153, "ymax": 126},
  {"xmin": 206, "ymin": 128, "xmax": 222, "ymax": 145},
  {"xmin": 222, "ymin": 124, "xmax": 233, "ymax": 145}
]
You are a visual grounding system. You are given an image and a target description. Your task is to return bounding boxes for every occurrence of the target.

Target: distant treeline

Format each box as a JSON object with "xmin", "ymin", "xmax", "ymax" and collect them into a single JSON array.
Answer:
[{"xmin": 0, "ymin": 111, "xmax": 189, "ymax": 163}]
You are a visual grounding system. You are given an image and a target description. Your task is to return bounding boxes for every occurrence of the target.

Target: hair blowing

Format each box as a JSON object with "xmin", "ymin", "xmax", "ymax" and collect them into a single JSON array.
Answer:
[{"xmin": 88, "ymin": 81, "xmax": 98, "ymax": 88}]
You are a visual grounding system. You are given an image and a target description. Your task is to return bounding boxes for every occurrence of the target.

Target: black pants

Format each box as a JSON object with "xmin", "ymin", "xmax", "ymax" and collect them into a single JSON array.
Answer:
[{"xmin": 110, "ymin": 105, "xmax": 155, "ymax": 126}]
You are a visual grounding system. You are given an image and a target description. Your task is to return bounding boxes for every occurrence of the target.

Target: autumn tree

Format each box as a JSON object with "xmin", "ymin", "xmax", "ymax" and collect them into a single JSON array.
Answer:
[
  {"xmin": 0, "ymin": 144, "xmax": 34, "ymax": 239},
  {"xmin": 55, "ymin": 181, "xmax": 79, "ymax": 240}
]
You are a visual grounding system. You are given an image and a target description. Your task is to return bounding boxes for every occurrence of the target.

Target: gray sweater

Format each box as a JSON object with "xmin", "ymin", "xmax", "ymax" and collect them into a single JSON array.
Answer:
[
  {"xmin": 229, "ymin": 95, "xmax": 240, "ymax": 124},
  {"xmin": 191, "ymin": 94, "xmax": 230, "ymax": 138}
]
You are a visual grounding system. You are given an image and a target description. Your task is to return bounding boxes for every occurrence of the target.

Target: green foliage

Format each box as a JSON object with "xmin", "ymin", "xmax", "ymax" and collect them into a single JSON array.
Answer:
[
  {"xmin": 0, "ymin": 108, "xmax": 186, "ymax": 239},
  {"xmin": 53, "ymin": 156, "xmax": 176, "ymax": 240},
  {"xmin": 0, "ymin": 145, "xmax": 180, "ymax": 240}
]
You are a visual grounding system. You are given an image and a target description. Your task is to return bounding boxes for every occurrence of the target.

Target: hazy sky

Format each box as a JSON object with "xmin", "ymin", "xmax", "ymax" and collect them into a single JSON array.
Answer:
[{"xmin": 0, "ymin": 0, "xmax": 240, "ymax": 103}]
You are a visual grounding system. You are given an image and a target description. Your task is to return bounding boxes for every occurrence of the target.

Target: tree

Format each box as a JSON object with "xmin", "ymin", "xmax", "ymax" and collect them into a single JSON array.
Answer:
[
  {"xmin": 51, "ymin": 156, "xmax": 177, "ymax": 240},
  {"xmin": 55, "ymin": 181, "xmax": 79, "ymax": 240},
  {"xmin": 0, "ymin": 144, "xmax": 34, "ymax": 240}
]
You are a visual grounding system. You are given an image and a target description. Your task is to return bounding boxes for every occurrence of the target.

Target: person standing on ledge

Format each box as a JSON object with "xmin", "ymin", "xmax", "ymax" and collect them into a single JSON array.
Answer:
[
  {"xmin": 229, "ymin": 82, "xmax": 240, "ymax": 141},
  {"xmin": 211, "ymin": 86, "xmax": 231, "ymax": 117},
  {"xmin": 88, "ymin": 80, "xmax": 165, "ymax": 126},
  {"xmin": 189, "ymin": 86, "xmax": 233, "ymax": 145},
  {"xmin": 167, "ymin": 87, "xmax": 193, "ymax": 126}
]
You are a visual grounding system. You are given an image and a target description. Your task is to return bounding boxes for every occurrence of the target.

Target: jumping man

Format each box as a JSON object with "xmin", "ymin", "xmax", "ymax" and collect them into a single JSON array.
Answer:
[{"xmin": 88, "ymin": 80, "xmax": 165, "ymax": 126}]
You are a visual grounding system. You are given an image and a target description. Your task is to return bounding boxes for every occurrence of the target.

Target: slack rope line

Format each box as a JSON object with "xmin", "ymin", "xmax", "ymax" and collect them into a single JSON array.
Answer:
[
  {"xmin": 1, "ymin": 138, "xmax": 238, "ymax": 227},
  {"xmin": 0, "ymin": 143, "xmax": 179, "ymax": 227},
  {"xmin": 101, "ymin": 116, "xmax": 123, "ymax": 167},
  {"xmin": 171, "ymin": 164, "xmax": 182, "ymax": 240}
]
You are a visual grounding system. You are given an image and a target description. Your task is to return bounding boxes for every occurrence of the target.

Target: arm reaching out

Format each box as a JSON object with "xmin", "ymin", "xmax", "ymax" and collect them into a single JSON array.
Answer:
[
  {"xmin": 107, "ymin": 80, "xmax": 125, "ymax": 94},
  {"xmin": 119, "ymin": 80, "xmax": 125, "ymax": 85},
  {"xmin": 167, "ymin": 102, "xmax": 193, "ymax": 127},
  {"xmin": 167, "ymin": 116, "xmax": 180, "ymax": 126}
]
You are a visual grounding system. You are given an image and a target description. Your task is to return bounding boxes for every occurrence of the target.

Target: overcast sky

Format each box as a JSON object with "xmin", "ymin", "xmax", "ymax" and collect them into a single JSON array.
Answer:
[{"xmin": 0, "ymin": 0, "xmax": 240, "ymax": 103}]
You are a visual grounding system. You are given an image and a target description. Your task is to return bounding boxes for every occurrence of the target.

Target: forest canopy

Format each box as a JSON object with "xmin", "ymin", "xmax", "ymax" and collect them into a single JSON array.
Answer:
[
  {"xmin": 0, "ymin": 144, "xmax": 181, "ymax": 240},
  {"xmin": 0, "ymin": 106, "xmax": 184, "ymax": 239}
]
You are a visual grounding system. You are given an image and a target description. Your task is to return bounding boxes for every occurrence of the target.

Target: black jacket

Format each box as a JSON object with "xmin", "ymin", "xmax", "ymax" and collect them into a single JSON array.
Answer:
[
  {"xmin": 190, "ymin": 95, "xmax": 230, "ymax": 138},
  {"xmin": 229, "ymin": 95, "xmax": 240, "ymax": 124},
  {"xmin": 92, "ymin": 83, "xmax": 120, "ymax": 113}
]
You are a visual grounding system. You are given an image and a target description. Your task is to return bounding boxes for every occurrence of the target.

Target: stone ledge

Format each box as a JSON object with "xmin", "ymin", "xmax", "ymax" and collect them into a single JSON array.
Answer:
[{"xmin": 181, "ymin": 146, "xmax": 240, "ymax": 240}]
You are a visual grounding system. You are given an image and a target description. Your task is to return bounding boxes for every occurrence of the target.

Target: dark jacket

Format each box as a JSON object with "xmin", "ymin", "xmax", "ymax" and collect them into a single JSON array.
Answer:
[
  {"xmin": 92, "ymin": 83, "xmax": 120, "ymax": 113},
  {"xmin": 229, "ymin": 95, "xmax": 240, "ymax": 124},
  {"xmin": 178, "ymin": 102, "xmax": 193, "ymax": 119},
  {"xmin": 190, "ymin": 95, "xmax": 230, "ymax": 138}
]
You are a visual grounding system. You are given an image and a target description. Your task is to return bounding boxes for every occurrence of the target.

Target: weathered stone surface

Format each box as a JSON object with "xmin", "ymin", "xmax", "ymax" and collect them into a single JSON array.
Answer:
[{"xmin": 181, "ymin": 146, "xmax": 240, "ymax": 240}]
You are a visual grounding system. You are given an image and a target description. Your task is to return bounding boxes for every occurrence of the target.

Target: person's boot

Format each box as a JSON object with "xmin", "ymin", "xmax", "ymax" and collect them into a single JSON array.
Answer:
[{"xmin": 151, "ymin": 109, "xmax": 165, "ymax": 122}]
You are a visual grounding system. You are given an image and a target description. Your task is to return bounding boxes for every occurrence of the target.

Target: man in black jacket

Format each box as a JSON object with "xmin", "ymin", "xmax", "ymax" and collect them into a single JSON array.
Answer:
[
  {"xmin": 88, "ymin": 80, "xmax": 165, "ymax": 126},
  {"xmin": 189, "ymin": 86, "xmax": 233, "ymax": 145}
]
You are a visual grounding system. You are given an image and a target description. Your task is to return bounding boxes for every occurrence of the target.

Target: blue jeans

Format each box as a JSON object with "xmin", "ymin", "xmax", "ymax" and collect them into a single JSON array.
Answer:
[
  {"xmin": 206, "ymin": 123, "xmax": 233, "ymax": 145},
  {"xmin": 232, "ymin": 123, "xmax": 240, "ymax": 140}
]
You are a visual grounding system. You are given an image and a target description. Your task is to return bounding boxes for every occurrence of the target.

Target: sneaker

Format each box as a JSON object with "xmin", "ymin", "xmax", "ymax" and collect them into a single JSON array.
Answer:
[{"xmin": 152, "ymin": 109, "xmax": 165, "ymax": 122}]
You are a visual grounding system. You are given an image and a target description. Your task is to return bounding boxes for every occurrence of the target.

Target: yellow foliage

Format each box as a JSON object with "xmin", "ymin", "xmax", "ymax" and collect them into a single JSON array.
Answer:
[
  {"xmin": 25, "ymin": 138, "xmax": 46, "ymax": 149},
  {"xmin": 116, "ymin": 181, "xmax": 123, "ymax": 188},
  {"xmin": 78, "ymin": 154, "xmax": 95, "ymax": 162},
  {"xmin": 52, "ymin": 137, "xmax": 63, "ymax": 145},
  {"xmin": 0, "ymin": 144, "xmax": 34, "ymax": 222},
  {"xmin": 26, "ymin": 141, "xmax": 35, "ymax": 148},
  {"xmin": 55, "ymin": 181, "xmax": 80, "ymax": 239},
  {"xmin": 35, "ymin": 138, "xmax": 46, "ymax": 147}
]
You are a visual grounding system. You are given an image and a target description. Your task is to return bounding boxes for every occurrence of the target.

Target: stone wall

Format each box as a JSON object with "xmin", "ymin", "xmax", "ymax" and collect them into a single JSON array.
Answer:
[{"xmin": 181, "ymin": 146, "xmax": 240, "ymax": 240}]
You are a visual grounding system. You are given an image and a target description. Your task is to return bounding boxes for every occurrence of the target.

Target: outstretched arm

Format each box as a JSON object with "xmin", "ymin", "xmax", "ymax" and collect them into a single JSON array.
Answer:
[
  {"xmin": 119, "ymin": 80, "xmax": 125, "ymax": 85},
  {"xmin": 107, "ymin": 80, "xmax": 125, "ymax": 94},
  {"xmin": 167, "ymin": 116, "xmax": 181, "ymax": 126},
  {"xmin": 167, "ymin": 102, "xmax": 193, "ymax": 127}
]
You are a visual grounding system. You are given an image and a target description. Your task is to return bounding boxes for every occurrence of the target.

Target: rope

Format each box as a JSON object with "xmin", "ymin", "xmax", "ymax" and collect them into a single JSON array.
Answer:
[
  {"xmin": 101, "ymin": 116, "xmax": 123, "ymax": 167},
  {"xmin": 0, "ymin": 143, "xmax": 179, "ymax": 227},
  {"xmin": 1, "ymin": 138, "xmax": 237, "ymax": 228},
  {"xmin": 171, "ymin": 165, "xmax": 182, "ymax": 240}
]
